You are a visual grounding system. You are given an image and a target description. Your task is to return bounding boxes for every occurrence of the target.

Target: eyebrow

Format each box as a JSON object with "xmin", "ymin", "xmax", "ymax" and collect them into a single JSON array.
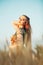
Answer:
[{"xmin": 19, "ymin": 17, "xmax": 27, "ymax": 20}]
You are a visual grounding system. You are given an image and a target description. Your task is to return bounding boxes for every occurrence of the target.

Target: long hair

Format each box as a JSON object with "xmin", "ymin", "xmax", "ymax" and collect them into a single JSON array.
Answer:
[{"xmin": 22, "ymin": 15, "xmax": 31, "ymax": 46}]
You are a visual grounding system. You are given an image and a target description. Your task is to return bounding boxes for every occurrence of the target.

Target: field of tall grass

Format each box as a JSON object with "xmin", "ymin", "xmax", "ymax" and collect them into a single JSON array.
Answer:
[
  {"xmin": 0, "ymin": 39, "xmax": 43, "ymax": 65},
  {"xmin": 0, "ymin": 44, "xmax": 32, "ymax": 65}
]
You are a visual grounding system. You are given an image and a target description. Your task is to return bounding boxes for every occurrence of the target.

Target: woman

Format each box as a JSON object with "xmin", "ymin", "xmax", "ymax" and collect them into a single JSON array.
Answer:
[
  {"xmin": 11, "ymin": 15, "xmax": 31, "ymax": 48},
  {"xmin": 9, "ymin": 15, "xmax": 32, "ymax": 65}
]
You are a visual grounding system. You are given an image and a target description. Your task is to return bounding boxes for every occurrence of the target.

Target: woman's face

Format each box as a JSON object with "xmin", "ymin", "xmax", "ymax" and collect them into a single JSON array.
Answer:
[{"xmin": 19, "ymin": 15, "xmax": 28, "ymax": 24}]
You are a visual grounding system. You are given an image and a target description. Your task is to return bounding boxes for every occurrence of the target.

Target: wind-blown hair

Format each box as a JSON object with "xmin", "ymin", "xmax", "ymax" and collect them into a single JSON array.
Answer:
[{"xmin": 21, "ymin": 15, "xmax": 31, "ymax": 46}]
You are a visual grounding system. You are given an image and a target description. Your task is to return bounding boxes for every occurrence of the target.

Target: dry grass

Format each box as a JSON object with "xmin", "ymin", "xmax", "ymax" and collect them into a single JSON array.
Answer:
[
  {"xmin": 0, "ymin": 44, "xmax": 43, "ymax": 65},
  {"xmin": 0, "ymin": 44, "xmax": 32, "ymax": 65}
]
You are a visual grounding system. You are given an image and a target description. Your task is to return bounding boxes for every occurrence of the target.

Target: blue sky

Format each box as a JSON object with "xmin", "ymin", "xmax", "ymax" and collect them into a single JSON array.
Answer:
[{"xmin": 0, "ymin": 0, "xmax": 43, "ymax": 48}]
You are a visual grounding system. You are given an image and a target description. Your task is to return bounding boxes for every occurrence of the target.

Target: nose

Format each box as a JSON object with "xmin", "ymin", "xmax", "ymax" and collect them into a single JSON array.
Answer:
[{"xmin": 19, "ymin": 21, "xmax": 24, "ymax": 24}]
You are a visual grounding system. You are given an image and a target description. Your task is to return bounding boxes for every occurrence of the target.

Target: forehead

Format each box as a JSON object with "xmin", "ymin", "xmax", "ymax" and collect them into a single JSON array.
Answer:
[{"xmin": 19, "ymin": 16, "xmax": 27, "ymax": 20}]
